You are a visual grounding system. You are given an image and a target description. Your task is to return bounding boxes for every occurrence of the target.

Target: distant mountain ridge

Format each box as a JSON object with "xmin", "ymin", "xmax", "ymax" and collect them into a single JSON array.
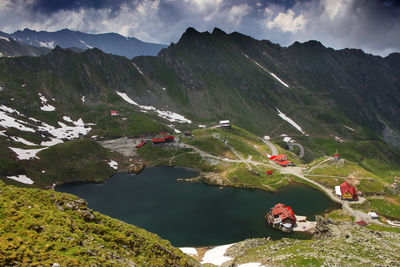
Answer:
[
  {"xmin": 0, "ymin": 28, "xmax": 167, "ymax": 58},
  {"xmin": 0, "ymin": 36, "xmax": 50, "ymax": 57}
]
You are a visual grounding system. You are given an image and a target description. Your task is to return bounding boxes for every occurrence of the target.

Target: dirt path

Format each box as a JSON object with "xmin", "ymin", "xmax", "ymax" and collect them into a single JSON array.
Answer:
[
  {"xmin": 259, "ymin": 137, "xmax": 278, "ymax": 156},
  {"xmin": 279, "ymin": 167, "xmax": 384, "ymax": 225},
  {"xmin": 305, "ymin": 157, "xmax": 334, "ymax": 173}
]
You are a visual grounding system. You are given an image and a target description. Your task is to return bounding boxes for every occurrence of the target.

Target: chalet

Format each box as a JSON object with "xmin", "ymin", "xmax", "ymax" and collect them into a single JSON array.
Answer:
[
  {"xmin": 219, "ymin": 120, "xmax": 231, "ymax": 128},
  {"xmin": 340, "ymin": 182, "xmax": 358, "ymax": 201},
  {"xmin": 110, "ymin": 110, "xmax": 119, "ymax": 116},
  {"xmin": 269, "ymin": 154, "xmax": 295, "ymax": 167},
  {"xmin": 355, "ymin": 220, "xmax": 368, "ymax": 226},
  {"xmin": 333, "ymin": 154, "xmax": 340, "ymax": 160},
  {"xmin": 266, "ymin": 203, "xmax": 296, "ymax": 232},
  {"xmin": 368, "ymin": 212, "xmax": 379, "ymax": 219},
  {"xmin": 335, "ymin": 185, "xmax": 342, "ymax": 197},
  {"xmin": 152, "ymin": 135, "xmax": 175, "ymax": 144},
  {"xmin": 266, "ymin": 170, "xmax": 274, "ymax": 175},
  {"xmin": 135, "ymin": 141, "xmax": 147, "ymax": 149}
]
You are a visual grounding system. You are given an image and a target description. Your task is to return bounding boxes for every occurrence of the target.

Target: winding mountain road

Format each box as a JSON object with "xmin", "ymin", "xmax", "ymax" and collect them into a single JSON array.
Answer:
[{"xmin": 288, "ymin": 142, "xmax": 305, "ymax": 158}]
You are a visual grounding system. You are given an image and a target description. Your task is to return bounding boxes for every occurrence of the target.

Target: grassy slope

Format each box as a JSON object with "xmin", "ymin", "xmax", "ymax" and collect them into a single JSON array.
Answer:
[
  {"xmin": 0, "ymin": 139, "xmax": 120, "ymax": 188},
  {"xmin": 0, "ymin": 181, "xmax": 196, "ymax": 266}
]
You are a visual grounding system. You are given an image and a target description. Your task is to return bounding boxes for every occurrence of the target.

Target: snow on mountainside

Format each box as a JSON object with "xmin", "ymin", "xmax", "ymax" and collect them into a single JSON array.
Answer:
[
  {"xmin": 0, "ymin": 103, "xmax": 93, "ymax": 161},
  {"xmin": 116, "ymin": 91, "xmax": 192, "ymax": 123}
]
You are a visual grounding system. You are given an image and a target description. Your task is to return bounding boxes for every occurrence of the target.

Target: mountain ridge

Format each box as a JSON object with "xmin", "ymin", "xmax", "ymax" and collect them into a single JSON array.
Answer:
[{"xmin": 0, "ymin": 28, "xmax": 167, "ymax": 58}]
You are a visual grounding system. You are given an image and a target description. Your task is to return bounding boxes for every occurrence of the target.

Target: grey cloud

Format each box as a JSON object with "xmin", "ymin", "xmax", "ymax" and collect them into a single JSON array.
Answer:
[{"xmin": 0, "ymin": 0, "xmax": 398, "ymax": 56}]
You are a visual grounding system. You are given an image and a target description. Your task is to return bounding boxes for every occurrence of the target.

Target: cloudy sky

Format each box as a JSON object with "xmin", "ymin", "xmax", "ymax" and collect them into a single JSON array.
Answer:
[{"xmin": 0, "ymin": 0, "xmax": 399, "ymax": 56}]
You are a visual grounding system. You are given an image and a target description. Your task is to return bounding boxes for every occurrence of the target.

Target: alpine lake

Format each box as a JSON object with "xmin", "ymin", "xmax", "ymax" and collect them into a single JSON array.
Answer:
[{"xmin": 57, "ymin": 166, "xmax": 338, "ymax": 247}]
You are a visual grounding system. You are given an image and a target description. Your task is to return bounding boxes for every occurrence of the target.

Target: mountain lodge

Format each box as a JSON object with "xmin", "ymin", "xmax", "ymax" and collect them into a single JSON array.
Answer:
[
  {"xmin": 266, "ymin": 203, "xmax": 297, "ymax": 232},
  {"xmin": 340, "ymin": 182, "xmax": 358, "ymax": 200},
  {"xmin": 269, "ymin": 154, "xmax": 294, "ymax": 167},
  {"xmin": 219, "ymin": 120, "xmax": 231, "ymax": 128}
]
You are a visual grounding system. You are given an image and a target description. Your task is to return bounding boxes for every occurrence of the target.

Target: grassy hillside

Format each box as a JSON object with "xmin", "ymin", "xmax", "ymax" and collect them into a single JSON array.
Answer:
[{"xmin": 0, "ymin": 181, "xmax": 197, "ymax": 266}]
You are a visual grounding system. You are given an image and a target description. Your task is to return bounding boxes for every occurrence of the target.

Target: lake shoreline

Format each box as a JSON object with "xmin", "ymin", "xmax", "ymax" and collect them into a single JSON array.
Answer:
[{"xmin": 56, "ymin": 166, "xmax": 338, "ymax": 247}]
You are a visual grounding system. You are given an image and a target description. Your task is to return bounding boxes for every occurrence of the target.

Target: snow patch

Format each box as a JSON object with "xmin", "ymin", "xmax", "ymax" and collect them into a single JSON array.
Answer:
[
  {"xmin": 10, "ymin": 136, "xmax": 38, "ymax": 146},
  {"xmin": 276, "ymin": 108, "xmax": 305, "ymax": 134},
  {"xmin": 198, "ymin": 125, "xmax": 206, "ymax": 128},
  {"xmin": 179, "ymin": 247, "xmax": 198, "ymax": 256},
  {"xmin": 40, "ymin": 104, "xmax": 56, "ymax": 111},
  {"xmin": 9, "ymin": 147, "xmax": 47, "ymax": 160},
  {"xmin": 243, "ymin": 53, "xmax": 289, "ymax": 88},
  {"xmin": 81, "ymin": 96, "xmax": 86, "ymax": 103},
  {"xmin": 40, "ymin": 138, "xmax": 64, "ymax": 146},
  {"xmin": 108, "ymin": 160, "xmax": 118, "ymax": 170},
  {"xmin": 201, "ymin": 244, "xmax": 233, "ymax": 266},
  {"xmin": 6, "ymin": 175, "xmax": 34, "ymax": 184},
  {"xmin": 38, "ymin": 93, "xmax": 56, "ymax": 111},
  {"xmin": 161, "ymin": 87, "xmax": 166, "ymax": 91},
  {"xmin": 39, "ymin": 41, "xmax": 55, "ymax": 48},
  {"xmin": 132, "ymin": 63, "xmax": 144, "ymax": 75},
  {"xmin": 174, "ymin": 128, "xmax": 182, "ymax": 133},
  {"xmin": 0, "ymin": 86, "xmax": 3, "ymax": 91},
  {"xmin": 238, "ymin": 263, "xmax": 263, "ymax": 267},
  {"xmin": 344, "ymin": 125, "xmax": 355, "ymax": 132},
  {"xmin": 79, "ymin": 40, "xmax": 93, "ymax": 49},
  {"xmin": 0, "ymin": 130, "xmax": 6, "ymax": 137},
  {"xmin": 0, "ymin": 108, "xmax": 35, "ymax": 132},
  {"xmin": 0, "ymin": 36, "xmax": 10, "ymax": 42},
  {"xmin": 116, "ymin": 91, "xmax": 192, "ymax": 123},
  {"xmin": 334, "ymin": 136, "xmax": 343, "ymax": 143},
  {"xmin": 263, "ymin": 135, "xmax": 270, "ymax": 140},
  {"xmin": 283, "ymin": 136, "xmax": 292, "ymax": 142}
]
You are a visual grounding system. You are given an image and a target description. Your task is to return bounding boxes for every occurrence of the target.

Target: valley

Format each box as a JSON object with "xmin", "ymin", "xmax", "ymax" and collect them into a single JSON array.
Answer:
[{"xmin": 0, "ymin": 27, "xmax": 400, "ymax": 266}]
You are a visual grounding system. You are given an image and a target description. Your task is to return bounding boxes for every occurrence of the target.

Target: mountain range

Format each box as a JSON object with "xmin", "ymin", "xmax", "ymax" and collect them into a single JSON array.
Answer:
[
  {"xmin": 0, "ymin": 28, "xmax": 167, "ymax": 58},
  {"xmin": 1, "ymin": 27, "xmax": 400, "ymax": 178}
]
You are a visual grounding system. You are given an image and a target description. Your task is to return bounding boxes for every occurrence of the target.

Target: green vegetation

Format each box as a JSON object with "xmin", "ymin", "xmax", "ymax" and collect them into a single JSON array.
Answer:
[
  {"xmin": 306, "ymin": 157, "xmax": 387, "ymax": 195},
  {"xmin": 325, "ymin": 209, "xmax": 353, "ymax": 222},
  {"xmin": 36, "ymin": 139, "xmax": 119, "ymax": 186},
  {"xmin": 225, "ymin": 163, "xmax": 290, "ymax": 191},
  {"xmin": 0, "ymin": 181, "xmax": 195, "ymax": 266},
  {"xmin": 367, "ymin": 198, "xmax": 400, "ymax": 219},
  {"xmin": 90, "ymin": 110, "xmax": 168, "ymax": 138}
]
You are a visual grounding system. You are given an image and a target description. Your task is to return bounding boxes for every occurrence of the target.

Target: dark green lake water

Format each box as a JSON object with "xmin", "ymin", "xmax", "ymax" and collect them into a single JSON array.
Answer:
[{"xmin": 57, "ymin": 166, "xmax": 337, "ymax": 247}]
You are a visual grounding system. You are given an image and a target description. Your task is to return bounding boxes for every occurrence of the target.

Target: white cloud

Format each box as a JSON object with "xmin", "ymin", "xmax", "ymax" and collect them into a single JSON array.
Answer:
[{"xmin": 266, "ymin": 9, "xmax": 307, "ymax": 33}]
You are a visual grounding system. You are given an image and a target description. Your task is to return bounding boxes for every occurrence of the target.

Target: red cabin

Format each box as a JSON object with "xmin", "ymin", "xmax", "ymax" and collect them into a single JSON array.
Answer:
[
  {"xmin": 266, "ymin": 170, "xmax": 274, "ymax": 175},
  {"xmin": 136, "ymin": 141, "xmax": 147, "ymax": 149},
  {"xmin": 152, "ymin": 135, "xmax": 175, "ymax": 144},
  {"xmin": 110, "ymin": 110, "xmax": 119, "ymax": 116}
]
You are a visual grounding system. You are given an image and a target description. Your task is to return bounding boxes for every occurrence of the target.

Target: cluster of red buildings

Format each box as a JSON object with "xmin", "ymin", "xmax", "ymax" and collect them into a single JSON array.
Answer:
[
  {"xmin": 135, "ymin": 132, "xmax": 175, "ymax": 149},
  {"xmin": 269, "ymin": 154, "xmax": 294, "ymax": 167}
]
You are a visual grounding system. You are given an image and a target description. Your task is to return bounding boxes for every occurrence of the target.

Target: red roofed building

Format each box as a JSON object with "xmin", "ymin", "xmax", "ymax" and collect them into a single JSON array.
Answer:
[
  {"xmin": 276, "ymin": 154, "xmax": 288, "ymax": 161},
  {"xmin": 340, "ymin": 182, "xmax": 358, "ymax": 200},
  {"xmin": 268, "ymin": 154, "xmax": 294, "ymax": 167},
  {"xmin": 152, "ymin": 135, "xmax": 175, "ymax": 144},
  {"xmin": 266, "ymin": 203, "xmax": 296, "ymax": 232},
  {"xmin": 355, "ymin": 220, "xmax": 368, "ymax": 226},
  {"xmin": 110, "ymin": 110, "xmax": 119, "ymax": 116}
]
